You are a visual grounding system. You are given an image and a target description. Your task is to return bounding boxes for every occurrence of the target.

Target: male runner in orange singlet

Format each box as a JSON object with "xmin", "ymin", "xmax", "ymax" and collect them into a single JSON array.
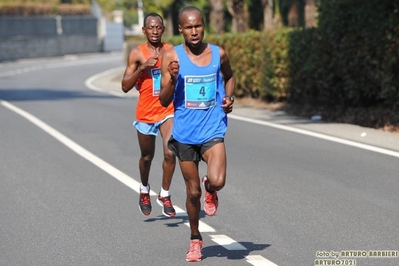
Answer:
[{"xmin": 122, "ymin": 13, "xmax": 176, "ymax": 217}]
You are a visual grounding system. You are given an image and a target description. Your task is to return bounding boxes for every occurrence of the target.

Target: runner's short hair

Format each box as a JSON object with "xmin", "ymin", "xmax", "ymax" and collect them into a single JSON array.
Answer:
[{"xmin": 143, "ymin": 13, "xmax": 164, "ymax": 27}]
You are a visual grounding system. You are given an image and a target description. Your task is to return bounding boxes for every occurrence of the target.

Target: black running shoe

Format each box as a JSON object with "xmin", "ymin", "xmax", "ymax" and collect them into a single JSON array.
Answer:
[
  {"xmin": 157, "ymin": 195, "xmax": 176, "ymax": 217},
  {"xmin": 139, "ymin": 187, "xmax": 151, "ymax": 216}
]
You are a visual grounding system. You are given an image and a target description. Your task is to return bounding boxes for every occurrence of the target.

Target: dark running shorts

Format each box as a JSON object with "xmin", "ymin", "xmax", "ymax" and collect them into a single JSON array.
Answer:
[{"xmin": 167, "ymin": 136, "xmax": 224, "ymax": 161}]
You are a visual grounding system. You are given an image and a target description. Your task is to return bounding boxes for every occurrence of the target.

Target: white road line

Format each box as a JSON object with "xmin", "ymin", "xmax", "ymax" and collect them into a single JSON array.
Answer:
[
  {"xmin": 83, "ymin": 68, "xmax": 399, "ymax": 159},
  {"xmin": 174, "ymin": 206, "xmax": 215, "ymax": 232},
  {"xmin": 1, "ymin": 100, "xmax": 141, "ymax": 193},
  {"xmin": 246, "ymin": 255, "xmax": 279, "ymax": 266},
  {"xmin": 0, "ymin": 56, "xmax": 121, "ymax": 78},
  {"xmin": 0, "ymin": 66, "xmax": 44, "ymax": 78},
  {"xmin": 210, "ymin": 235, "xmax": 247, "ymax": 250},
  {"xmin": 229, "ymin": 114, "xmax": 399, "ymax": 158},
  {"xmin": 81, "ymin": 68, "xmax": 399, "ymax": 266},
  {"xmin": 0, "ymin": 99, "xmax": 269, "ymax": 264},
  {"xmin": 1, "ymin": 99, "xmax": 217, "ymax": 237},
  {"xmin": 84, "ymin": 67, "xmax": 129, "ymax": 97},
  {"xmin": 210, "ymin": 235, "xmax": 277, "ymax": 265}
]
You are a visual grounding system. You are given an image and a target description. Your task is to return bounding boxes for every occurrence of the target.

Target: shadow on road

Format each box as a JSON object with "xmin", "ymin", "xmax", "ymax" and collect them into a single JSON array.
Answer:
[
  {"xmin": 202, "ymin": 242, "xmax": 271, "ymax": 261},
  {"xmin": 142, "ymin": 213, "xmax": 271, "ymax": 263}
]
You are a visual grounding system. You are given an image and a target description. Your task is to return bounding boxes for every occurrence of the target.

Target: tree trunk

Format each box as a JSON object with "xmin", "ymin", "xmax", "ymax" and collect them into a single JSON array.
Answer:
[
  {"xmin": 287, "ymin": 0, "xmax": 299, "ymax": 27},
  {"xmin": 305, "ymin": 0, "xmax": 318, "ymax": 28},
  {"xmin": 227, "ymin": 0, "xmax": 248, "ymax": 33},
  {"xmin": 263, "ymin": 0, "xmax": 274, "ymax": 31},
  {"xmin": 273, "ymin": 0, "xmax": 283, "ymax": 28},
  {"xmin": 164, "ymin": 7, "xmax": 173, "ymax": 37},
  {"xmin": 209, "ymin": 0, "xmax": 225, "ymax": 34}
]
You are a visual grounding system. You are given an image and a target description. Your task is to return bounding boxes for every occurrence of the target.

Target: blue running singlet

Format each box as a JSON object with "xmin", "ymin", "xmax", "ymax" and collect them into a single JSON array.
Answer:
[{"xmin": 172, "ymin": 44, "xmax": 228, "ymax": 144}]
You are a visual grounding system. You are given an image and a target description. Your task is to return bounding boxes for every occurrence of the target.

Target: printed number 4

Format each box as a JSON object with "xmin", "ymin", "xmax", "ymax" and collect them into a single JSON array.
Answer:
[{"xmin": 199, "ymin": 86, "xmax": 206, "ymax": 96}]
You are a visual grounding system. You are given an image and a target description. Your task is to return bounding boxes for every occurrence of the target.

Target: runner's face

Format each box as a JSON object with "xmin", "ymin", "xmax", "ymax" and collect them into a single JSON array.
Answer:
[
  {"xmin": 178, "ymin": 11, "xmax": 205, "ymax": 48},
  {"xmin": 143, "ymin": 16, "xmax": 164, "ymax": 43}
]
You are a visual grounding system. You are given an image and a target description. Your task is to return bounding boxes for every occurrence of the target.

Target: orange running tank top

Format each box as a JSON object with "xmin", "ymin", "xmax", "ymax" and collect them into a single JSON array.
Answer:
[{"xmin": 135, "ymin": 43, "xmax": 174, "ymax": 123}]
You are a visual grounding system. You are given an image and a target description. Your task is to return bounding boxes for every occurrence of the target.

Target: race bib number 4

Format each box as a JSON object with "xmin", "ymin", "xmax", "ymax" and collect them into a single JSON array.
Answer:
[
  {"xmin": 184, "ymin": 74, "xmax": 217, "ymax": 109},
  {"xmin": 151, "ymin": 68, "xmax": 161, "ymax": 96}
]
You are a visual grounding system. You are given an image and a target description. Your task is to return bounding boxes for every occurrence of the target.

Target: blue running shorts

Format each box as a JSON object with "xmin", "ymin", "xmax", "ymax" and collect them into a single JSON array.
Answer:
[{"xmin": 133, "ymin": 115, "xmax": 173, "ymax": 136}]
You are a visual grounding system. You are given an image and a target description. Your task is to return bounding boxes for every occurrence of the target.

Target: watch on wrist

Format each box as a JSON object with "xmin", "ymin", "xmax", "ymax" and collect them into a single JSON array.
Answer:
[{"xmin": 226, "ymin": 95, "xmax": 235, "ymax": 103}]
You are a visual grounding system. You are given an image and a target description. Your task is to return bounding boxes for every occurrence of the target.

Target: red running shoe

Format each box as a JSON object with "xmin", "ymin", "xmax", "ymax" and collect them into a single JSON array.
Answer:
[
  {"xmin": 202, "ymin": 176, "xmax": 218, "ymax": 216},
  {"xmin": 186, "ymin": 239, "xmax": 204, "ymax": 262}
]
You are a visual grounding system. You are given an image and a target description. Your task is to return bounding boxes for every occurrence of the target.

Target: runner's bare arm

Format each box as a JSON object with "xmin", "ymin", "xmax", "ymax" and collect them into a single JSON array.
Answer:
[
  {"xmin": 121, "ymin": 47, "xmax": 159, "ymax": 93},
  {"xmin": 159, "ymin": 48, "xmax": 179, "ymax": 107},
  {"xmin": 220, "ymin": 47, "xmax": 236, "ymax": 113},
  {"xmin": 121, "ymin": 47, "xmax": 143, "ymax": 93}
]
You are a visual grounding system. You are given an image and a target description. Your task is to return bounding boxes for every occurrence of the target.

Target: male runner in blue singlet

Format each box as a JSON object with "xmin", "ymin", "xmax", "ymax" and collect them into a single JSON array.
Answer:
[{"xmin": 159, "ymin": 6, "xmax": 236, "ymax": 262}]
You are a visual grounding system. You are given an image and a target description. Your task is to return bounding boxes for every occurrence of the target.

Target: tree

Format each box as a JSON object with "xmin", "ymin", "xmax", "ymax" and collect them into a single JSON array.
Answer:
[
  {"xmin": 263, "ymin": 0, "xmax": 274, "ymax": 30},
  {"xmin": 304, "ymin": 0, "xmax": 317, "ymax": 28},
  {"xmin": 227, "ymin": 0, "xmax": 248, "ymax": 33},
  {"xmin": 209, "ymin": 0, "xmax": 225, "ymax": 34},
  {"xmin": 142, "ymin": 0, "xmax": 175, "ymax": 36},
  {"xmin": 282, "ymin": 0, "xmax": 306, "ymax": 28},
  {"xmin": 287, "ymin": 0, "xmax": 299, "ymax": 27},
  {"xmin": 142, "ymin": 0, "xmax": 210, "ymax": 36},
  {"xmin": 261, "ymin": 0, "xmax": 283, "ymax": 31}
]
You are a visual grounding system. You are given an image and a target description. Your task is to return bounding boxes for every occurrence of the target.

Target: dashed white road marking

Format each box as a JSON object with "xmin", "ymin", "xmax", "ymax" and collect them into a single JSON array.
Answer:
[
  {"xmin": 210, "ymin": 235, "xmax": 247, "ymax": 250},
  {"xmin": 0, "ymin": 66, "xmax": 44, "ymax": 78},
  {"xmin": 0, "ymin": 55, "xmax": 121, "ymax": 78},
  {"xmin": 210, "ymin": 235, "xmax": 277, "ymax": 265},
  {"xmin": 246, "ymin": 255, "xmax": 279, "ymax": 266},
  {"xmin": 1, "ymin": 62, "xmax": 287, "ymax": 265},
  {"xmin": 174, "ymin": 206, "xmax": 215, "ymax": 232},
  {"xmin": 5, "ymin": 62, "xmax": 396, "ymax": 265}
]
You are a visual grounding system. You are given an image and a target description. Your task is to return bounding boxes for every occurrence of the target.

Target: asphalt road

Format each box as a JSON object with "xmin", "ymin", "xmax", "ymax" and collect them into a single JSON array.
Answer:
[{"xmin": 1, "ymin": 52, "xmax": 398, "ymax": 266}]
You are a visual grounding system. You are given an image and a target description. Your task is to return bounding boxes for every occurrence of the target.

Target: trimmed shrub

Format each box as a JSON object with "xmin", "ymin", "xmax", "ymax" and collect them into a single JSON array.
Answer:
[
  {"xmin": 0, "ymin": 3, "xmax": 91, "ymax": 16},
  {"xmin": 56, "ymin": 4, "xmax": 91, "ymax": 16},
  {"xmin": 287, "ymin": 0, "xmax": 399, "ymax": 128},
  {"xmin": 0, "ymin": 3, "xmax": 53, "ymax": 16},
  {"xmin": 164, "ymin": 30, "xmax": 290, "ymax": 101}
]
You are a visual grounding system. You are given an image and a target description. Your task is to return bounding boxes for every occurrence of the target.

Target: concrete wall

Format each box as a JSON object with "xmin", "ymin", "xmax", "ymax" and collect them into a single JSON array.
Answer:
[{"xmin": 0, "ymin": 16, "xmax": 101, "ymax": 62}]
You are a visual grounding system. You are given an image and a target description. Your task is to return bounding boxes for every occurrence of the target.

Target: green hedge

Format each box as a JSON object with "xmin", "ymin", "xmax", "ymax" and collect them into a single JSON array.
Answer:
[
  {"xmin": 288, "ymin": 0, "xmax": 399, "ymax": 127},
  {"xmin": 0, "ymin": 3, "xmax": 91, "ymax": 16},
  {"xmin": 126, "ymin": 0, "xmax": 399, "ymax": 129},
  {"xmin": 165, "ymin": 30, "xmax": 291, "ymax": 101}
]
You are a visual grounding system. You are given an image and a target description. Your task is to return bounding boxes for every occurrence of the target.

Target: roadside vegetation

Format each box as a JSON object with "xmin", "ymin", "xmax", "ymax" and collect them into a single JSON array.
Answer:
[{"xmin": 2, "ymin": 0, "xmax": 398, "ymax": 133}]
